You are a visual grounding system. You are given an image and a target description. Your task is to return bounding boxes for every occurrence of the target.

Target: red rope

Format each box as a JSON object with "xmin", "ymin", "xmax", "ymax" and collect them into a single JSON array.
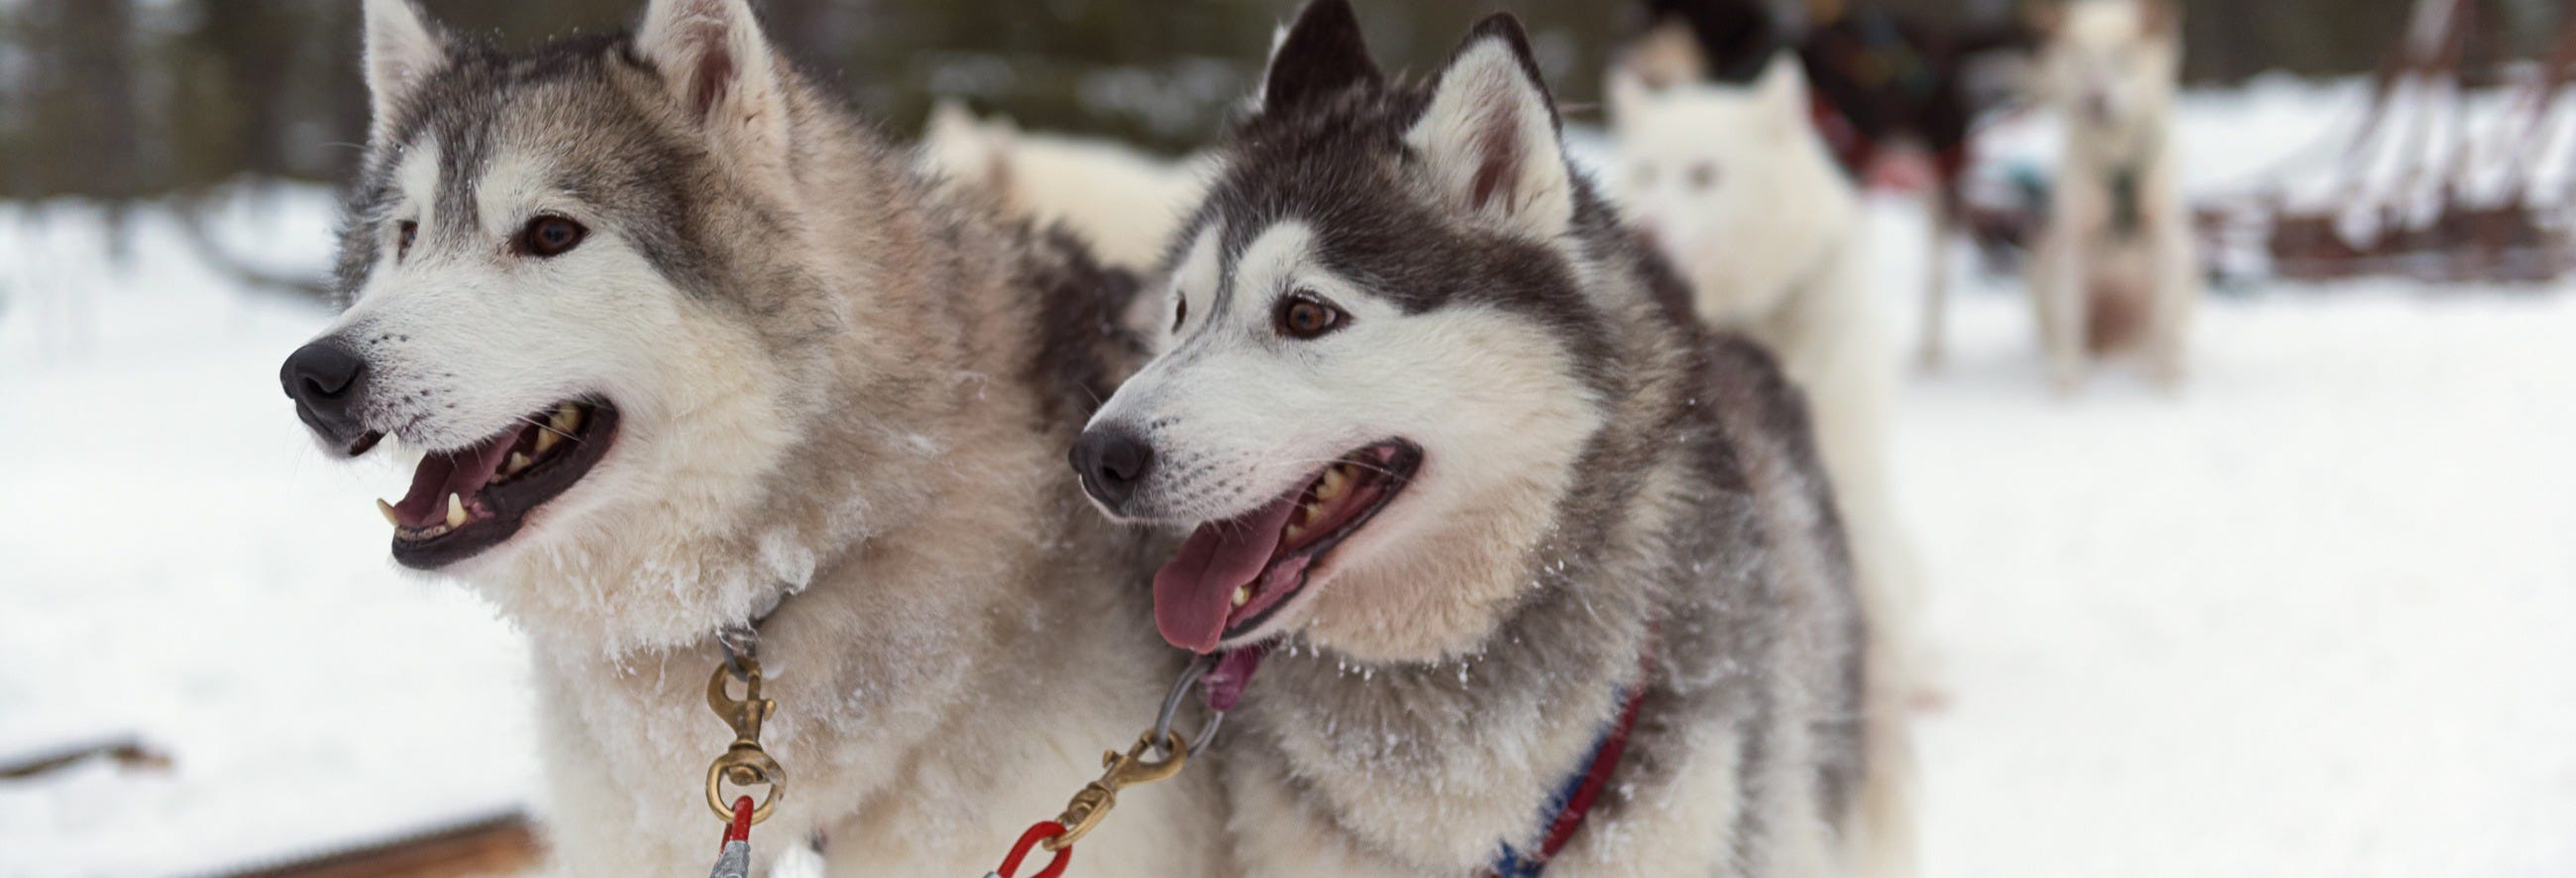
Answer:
[
  {"xmin": 996, "ymin": 821, "xmax": 1072, "ymax": 878},
  {"xmin": 722, "ymin": 795, "xmax": 754, "ymax": 847}
]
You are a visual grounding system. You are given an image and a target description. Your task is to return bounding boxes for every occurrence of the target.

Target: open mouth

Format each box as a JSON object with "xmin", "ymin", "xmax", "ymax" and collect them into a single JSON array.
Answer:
[
  {"xmin": 363, "ymin": 399, "xmax": 620, "ymax": 570},
  {"xmin": 1151, "ymin": 440, "xmax": 1422, "ymax": 653}
]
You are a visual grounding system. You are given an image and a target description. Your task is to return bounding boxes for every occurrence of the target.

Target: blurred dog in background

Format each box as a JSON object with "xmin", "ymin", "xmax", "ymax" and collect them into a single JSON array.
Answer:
[
  {"xmin": 2027, "ymin": 0, "xmax": 2200, "ymax": 392},
  {"xmin": 1611, "ymin": 35, "xmax": 1924, "ymax": 878},
  {"xmin": 916, "ymin": 100, "xmax": 1212, "ymax": 273},
  {"xmin": 1631, "ymin": 0, "xmax": 2036, "ymax": 369}
]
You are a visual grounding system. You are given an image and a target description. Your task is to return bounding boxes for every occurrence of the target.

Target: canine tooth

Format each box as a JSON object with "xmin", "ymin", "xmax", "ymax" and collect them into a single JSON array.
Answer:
[
  {"xmin": 534, "ymin": 429, "xmax": 561, "ymax": 455},
  {"xmin": 376, "ymin": 498, "xmax": 399, "ymax": 526},
  {"xmin": 1233, "ymin": 585, "xmax": 1253, "ymax": 607},
  {"xmin": 1315, "ymin": 467, "xmax": 1349, "ymax": 501},
  {"xmin": 446, "ymin": 493, "xmax": 468, "ymax": 527},
  {"xmin": 506, "ymin": 452, "xmax": 533, "ymax": 475},
  {"xmin": 552, "ymin": 402, "xmax": 583, "ymax": 433}
]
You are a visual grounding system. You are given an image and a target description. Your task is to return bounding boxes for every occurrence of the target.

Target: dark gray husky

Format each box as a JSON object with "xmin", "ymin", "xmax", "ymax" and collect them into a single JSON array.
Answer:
[{"xmin": 1068, "ymin": 1, "xmax": 1909, "ymax": 874}]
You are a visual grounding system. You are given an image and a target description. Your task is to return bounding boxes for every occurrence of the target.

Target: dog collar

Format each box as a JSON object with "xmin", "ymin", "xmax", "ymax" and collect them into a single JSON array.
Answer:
[{"xmin": 1487, "ymin": 667, "xmax": 1652, "ymax": 877}]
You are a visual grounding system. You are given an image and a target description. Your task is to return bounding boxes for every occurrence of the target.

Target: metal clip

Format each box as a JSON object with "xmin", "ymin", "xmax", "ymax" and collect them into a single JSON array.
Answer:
[
  {"xmin": 1044, "ymin": 730, "xmax": 1188, "ymax": 852},
  {"xmin": 705, "ymin": 658, "xmax": 786, "ymax": 823}
]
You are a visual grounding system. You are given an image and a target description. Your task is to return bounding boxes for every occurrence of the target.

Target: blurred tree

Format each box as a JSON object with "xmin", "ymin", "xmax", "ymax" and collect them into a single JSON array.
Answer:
[{"xmin": 0, "ymin": 0, "xmax": 2562, "ymax": 203}]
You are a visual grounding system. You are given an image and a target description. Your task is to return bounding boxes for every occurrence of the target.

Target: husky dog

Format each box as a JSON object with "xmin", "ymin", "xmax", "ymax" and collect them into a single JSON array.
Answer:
[
  {"xmin": 1632, "ymin": 0, "xmax": 2043, "ymax": 371},
  {"xmin": 274, "ymin": 0, "xmax": 1219, "ymax": 873},
  {"xmin": 916, "ymin": 100, "xmax": 1212, "ymax": 273},
  {"xmin": 1610, "ymin": 50, "xmax": 1923, "ymax": 874},
  {"xmin": 1070, "ymin": 2, "xmax": 1898, "ymax": 873},
  {"xmin": 2029, "ymin": 0, "xmax": 2198, "ymax": 391}
]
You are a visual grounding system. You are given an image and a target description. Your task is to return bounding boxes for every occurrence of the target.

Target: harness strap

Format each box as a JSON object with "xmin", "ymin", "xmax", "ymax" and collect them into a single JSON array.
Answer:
[{"xmin": 1487, "ymin": 673, "xmax": 1652, "ymax": 877}]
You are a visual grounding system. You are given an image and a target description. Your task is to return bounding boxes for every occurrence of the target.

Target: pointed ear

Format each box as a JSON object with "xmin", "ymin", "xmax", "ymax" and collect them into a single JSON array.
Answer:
[
  {"xmin": 1757, "ymin": 53, "xmax": 1809, "ymax": 129},
  {"xmin": 1259, "ymin": 0, "xmax": 1382, "ymax": 115},
  {"xmin": 1624, "ymin": 21, "xmax": 1710, "ymax": 91},
  {"xmin": 1607, "ymin": 64, "xmax": 1654, "ymax": 129},
  {"xmin": 2140, "ymin": 0, "xmax": 2180, "ymax": 38},
  {"xmin": 1408, "ymin": 15, "xmax": 1572, "ymax": 239},
  {"xmin": 2024, "ymin": 0, "xmax": 2067, "ymax": 39},
  {"xmin": 637, "ymin": 0, "xmax": 793, "ymax": 180},
  {"xmin": 362, "ymin": 0, "xmax": 447, "ymax": 143}
]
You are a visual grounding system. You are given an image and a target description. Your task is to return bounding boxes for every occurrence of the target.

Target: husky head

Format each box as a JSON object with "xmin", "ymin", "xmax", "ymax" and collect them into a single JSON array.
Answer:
[
  {"xmin": 279, "ymin": 0, "xmax": 888, "ymax": 652},
  {"xmin": 1609, "ymin": 50, "xmax": 1854, "ymax": 326},
  {"xmin": 2035, "ymin": 0, "xmax": 2182, "ymax": 135},
  {"xmin": 1070, "ymin": 0, "xmax": 1634, "ymax": 661}
]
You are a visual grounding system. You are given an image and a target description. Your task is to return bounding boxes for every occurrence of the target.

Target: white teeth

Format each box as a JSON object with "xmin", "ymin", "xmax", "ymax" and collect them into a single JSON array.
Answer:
[
  {"xmin": 376, "ymin": 498, "xmax": 399, "ymax": 527},
  {"xmin": 551, "ymin": 402, "xmax": 583, "ymax": 434},
  {"xmin": 1233, "ymin": 585, "xmax": 1253, "ymax": 608},
  {"xmin": 505, "ymin": 452, "xmax": 533, "ymax": 475},
  {"xmin": 533, "ymin": 429, "xmax": 561, "ymax": 455},
  {"xmin": 1315, "ymin": 466, "xmax": 1349, "ymax": 502},
  {"xmin": 446, "ymin": 493, "xmax": 468, "ymax": 528}
]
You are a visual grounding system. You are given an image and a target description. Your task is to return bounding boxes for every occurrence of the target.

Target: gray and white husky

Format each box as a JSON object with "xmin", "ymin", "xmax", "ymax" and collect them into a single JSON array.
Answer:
[
  {"xmin": 1070, "ymin": 2, "xmax": 1904, "ymax": 874},
  {"xmin": 276, "ymin": 0, "xmax": 1218, "ymax": 873}
]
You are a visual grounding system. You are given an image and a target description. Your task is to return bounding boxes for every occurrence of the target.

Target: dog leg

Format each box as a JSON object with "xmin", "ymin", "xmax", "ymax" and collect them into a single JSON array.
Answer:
[
  {"xmin": 2029, "ymin": 227, "xmax": 2088, "ymax": 395},
  {"xmin": 2144, "ymin": 212, "xmax": 2199, "ymax": 389},
  {"xmin": 1918, "ymin": 192, "xmax": 1954, "ymax": 371}
]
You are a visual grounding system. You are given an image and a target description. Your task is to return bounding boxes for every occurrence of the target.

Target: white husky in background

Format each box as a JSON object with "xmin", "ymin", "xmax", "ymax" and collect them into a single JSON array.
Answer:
[
  {"xmin": 916, "ymin": 100, "xmax": 1211, "ymax": 272},
  {"xmin": 1612, "ymin": 52, "xmax": 1924, "ymax": 874},
  {"xmin": 2030, "ymin": 0, "xmax": 2199, "ymax": 392}
]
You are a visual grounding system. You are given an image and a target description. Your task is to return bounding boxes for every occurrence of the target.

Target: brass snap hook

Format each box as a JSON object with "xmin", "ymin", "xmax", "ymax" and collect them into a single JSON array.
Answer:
[
  {"xmin": 1044, "ymin": 730, "xmax": 1188, "ymax": 851},
  {"xmin": 705, "ymin": 660, "xmax": 787, "ymax": 823}
]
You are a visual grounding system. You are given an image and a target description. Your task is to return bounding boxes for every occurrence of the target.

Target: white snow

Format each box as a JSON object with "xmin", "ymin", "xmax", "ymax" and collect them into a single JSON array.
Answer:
[
  {"xmin": 0, "ymin": 191, "xmax": 536, "ymax": 876},
  {"xmin": 0, "ymin": 78, "xmax": 2569, "ymax": 876}
]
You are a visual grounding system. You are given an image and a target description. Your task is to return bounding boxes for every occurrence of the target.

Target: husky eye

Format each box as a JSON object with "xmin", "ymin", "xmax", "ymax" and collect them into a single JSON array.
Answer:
[
  {"xmin": 1172, "ymin": 294, "xmax": 1188, "ymax": 332},
  {"xmin": 1275, "ymin": 291, "xmax": 1347, "ymax": 340},
  {"xmin": 395, "ymin": 220, "xmax": 418, "ymax": 261},
  {"xmin": 516, "ymin": 215, "xmax": 589, "ymax": 259},
  {"xmin": 1687, "ymin": 163, "xmax": 1719, "ymax": 191}
]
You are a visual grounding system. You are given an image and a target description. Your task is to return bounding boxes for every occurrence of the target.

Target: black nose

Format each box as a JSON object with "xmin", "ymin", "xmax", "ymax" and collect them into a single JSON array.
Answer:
[
  {"xmin": 280, "ymin": 339, "xmax": 370, "ymax": 445},
  {"xmin": 1070, "ymin": 426, "xmax": 1155, "ymax": 509}
]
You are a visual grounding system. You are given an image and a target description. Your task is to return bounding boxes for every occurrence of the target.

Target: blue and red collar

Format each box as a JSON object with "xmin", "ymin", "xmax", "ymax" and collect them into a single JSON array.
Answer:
[{"xmin": 1488, "ymin": 671, "xmax": 1652, "ymax": 877}]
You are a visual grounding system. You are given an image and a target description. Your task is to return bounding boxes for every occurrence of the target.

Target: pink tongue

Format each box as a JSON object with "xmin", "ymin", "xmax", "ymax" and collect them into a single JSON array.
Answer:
[
  {"xmin": 390, "ymin": 428, "xmax": 523, "ymax": 528},
  {"xmin": 1153, "ymin": 494, "xmax": 1301, "ymax": 654}
]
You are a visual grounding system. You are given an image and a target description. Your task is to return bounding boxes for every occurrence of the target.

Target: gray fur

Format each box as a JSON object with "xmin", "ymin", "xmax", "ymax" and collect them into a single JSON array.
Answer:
[
  {"xmin": 299, "ymin": 1, "xmax": 1211, "ymax": 873},
  {"xmin": 1100, "ymin": 3, "xmax": 1880, "ymax": 873}
]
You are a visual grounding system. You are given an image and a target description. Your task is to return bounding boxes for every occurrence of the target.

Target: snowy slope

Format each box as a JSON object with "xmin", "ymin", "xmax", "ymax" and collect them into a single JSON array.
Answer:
[{"xmin": 0, "ymin": 78, "xmax": 2571, "ymax": 876}]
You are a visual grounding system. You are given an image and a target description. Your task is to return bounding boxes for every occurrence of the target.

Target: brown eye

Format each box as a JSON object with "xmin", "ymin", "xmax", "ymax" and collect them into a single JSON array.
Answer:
[
  {"xmin": 1688, "ymin": 163, "xmax": 1719, "ymax": 190},
  {"xmin": 516, "ymin": 215, "xmax": 588, "ymax": 258},
  {"xmin": 1173, "ymin": 294, "xmax": 1188, "ymax": 332},
  {"xmin": 1275, "ymin": 292, "xmax": 1346, "ymax": 340},
  {"xmin": 395, "ymin": 220, "xmax": 418, "ymax": 260}
]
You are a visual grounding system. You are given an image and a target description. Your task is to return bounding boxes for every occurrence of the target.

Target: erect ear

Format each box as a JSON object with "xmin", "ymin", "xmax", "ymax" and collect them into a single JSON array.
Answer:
[
  {"xmin": 1258, "ymin": 0, "xmax": 1382, "ymax": 115},
  {"xmin": 1407, "ymin": 15, "xmax": 1573, "ymax": 240},
  {"xmin": 1755, "ymin": 52, "xmax": 1810, "ymax": 134},
  {"xmin": 362, "ymin": 0, "xmax": 447, "ymax": 143},
  {"xmin": 637, "ymin": 0, "xmax": 793, "ymax": 182},
  {"xmin": 2023, "ymin": 0, "xmax": 2067, "ymax": 39},
  {"xmin": 2139, "ymin": 0, "xmax": 2180, "ymax": 38},
  {"xmin": 1607, "ymin": 64, "xmax": 1655, "ymax": 130},
  {"xmin": 1623, "ymin": 20, "xmax": 1710, "ymax": 91}
]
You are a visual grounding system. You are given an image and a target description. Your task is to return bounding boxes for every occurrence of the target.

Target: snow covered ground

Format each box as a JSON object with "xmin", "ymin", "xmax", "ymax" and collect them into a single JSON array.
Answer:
[
  {"xmin": 2, "ymin": 80, "xmax": 2572, "ymax": 875},
  {"xmin": 0, "ymin": 193, "xmax": 536, "ymax": 875}
]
